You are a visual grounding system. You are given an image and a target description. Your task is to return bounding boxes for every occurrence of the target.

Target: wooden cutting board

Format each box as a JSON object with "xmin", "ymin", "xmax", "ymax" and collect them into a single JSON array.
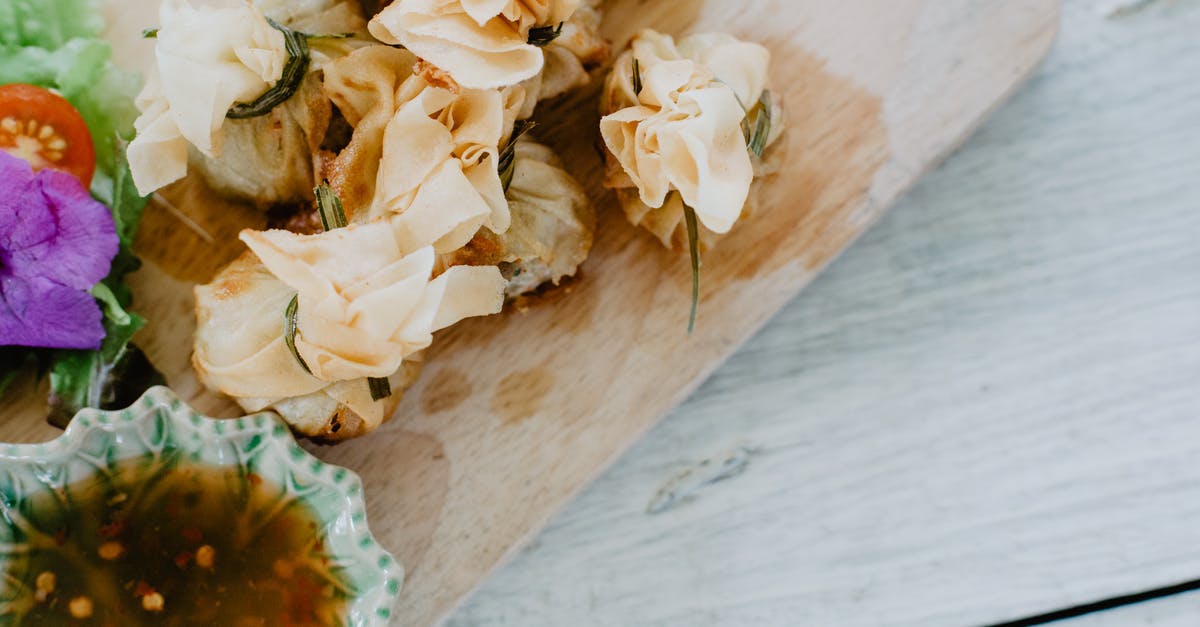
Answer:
[{"xmin": 4, "ymin": 0, "xmax": 1060, "ymax": 624}]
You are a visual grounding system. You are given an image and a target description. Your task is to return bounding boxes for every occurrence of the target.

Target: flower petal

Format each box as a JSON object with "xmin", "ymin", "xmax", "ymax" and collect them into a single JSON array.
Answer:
[
  {"xmin": 0, "ymin": 153, "xmax": 53, "ymax": 270},
  {"xmin": 0, "ymin": 275, "xmax": 105, "ymax": 350},
  {"xmin": 32, "ymin": 168, "xmax": 119, "ymax": 289},
  {"xmin": 0, "ymin": 155, "xmax": 117, "ymax": 289}
]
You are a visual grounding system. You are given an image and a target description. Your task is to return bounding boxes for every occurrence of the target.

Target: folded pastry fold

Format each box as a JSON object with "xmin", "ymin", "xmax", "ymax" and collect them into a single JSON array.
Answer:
[
  {"xmin": 518, "ymin": 0, "xmax": 609, "ymax": 103},
  {"xmin": 241, "ymin": 223, "xmax": 505, "ymax": 380},
  {"xmin": 440, "ymin": 139, "xmax": 595, "ymax": 297},
  {"xmin": 321, "ymin": 44, "xmax": 516, "ymax": 248},
  {"xmin": 189, "ymin": 3, "xmax": 613, "ymax": 440},
  {"xmin": 370, "ymin": 77, "xmax": 511, "ymax": 252},
  {"xmin": 195, "ymin": 212, "xmax": 507, "ymax": 438},
  {"xmin": 129, "ymin": 0, "xmax": 368, "ymax": 207},
  {"xmin": 194, "ymin": 252, "xmax": 425, "ymax": 440},
  {"xmin": 367, "ymin": 0, "xmax": 583, "ymax": 89},
  {"xmin": 599, "ymin": 29, "xmax": 785, "ymax": 249}
]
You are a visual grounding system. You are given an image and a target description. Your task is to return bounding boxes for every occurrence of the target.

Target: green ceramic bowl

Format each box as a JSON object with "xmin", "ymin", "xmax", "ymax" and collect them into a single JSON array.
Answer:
[{"xmin": 0, "ymin": 386, "xmax": 401, "ymax": 625}]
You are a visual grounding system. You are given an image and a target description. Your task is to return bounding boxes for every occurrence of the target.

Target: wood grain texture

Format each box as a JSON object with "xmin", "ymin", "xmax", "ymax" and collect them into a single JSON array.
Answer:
[
  {"xmin": 0, "ymin": 1, "xmax": 1059, "ymax": 625},
  {"xmin": 449, "ymin": 1, "xmax": 1200, "ymax": 625},
  {"xmin": 342, "ymin": 4, "xmax": 1054, "ymax": 624}
]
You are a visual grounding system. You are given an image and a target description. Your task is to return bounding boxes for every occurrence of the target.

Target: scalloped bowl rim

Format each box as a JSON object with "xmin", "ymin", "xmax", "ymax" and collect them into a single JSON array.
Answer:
[{"xmin": 0, "ymin": 386, "xmax": 402, "ymax": 626}]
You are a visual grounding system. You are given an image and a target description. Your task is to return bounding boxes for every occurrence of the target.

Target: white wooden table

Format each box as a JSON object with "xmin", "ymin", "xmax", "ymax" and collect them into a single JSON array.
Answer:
[{"xmin": 447, "ymin": 1, "xmax": 1200, "ymax": 625}]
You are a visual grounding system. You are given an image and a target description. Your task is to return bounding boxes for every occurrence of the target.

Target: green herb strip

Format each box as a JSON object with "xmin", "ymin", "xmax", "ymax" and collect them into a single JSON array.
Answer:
[
  {"xmin": 283, "ymin": 294, "xmax": 313, "ymax": 375},
  {"xmin": 499, "ymin": 120, "xmax": 537, "ymax": 192},
  {"xmin": 683, "ymin": 203, "xmax": 701, "ymax": 335},
  {"xmin": 741, "ymin": 90, "xmax": 773, "ymax": 158},
  {"xmin": 227, "ymin": 18, "xmax": 310, "ymax": 120},
  {"xmin": 142, "ymin": 28, "xmax": 158, "ymax": 38},
  {"xmin": 632, "ymin": 58, "xmax": 643, "ymax": 96},
  {"xmin": 306, "ymin": 32, "xmax": 354, "ymax": 40},
  {"xmin": 528, "ymin": 22, "xmax": 564, "ymax": 47},
  {"xmin": 368, "ymin": 377, "xmax": 392, "ymax": 402},
  {"xmin": 281, "ymin": 183, "xmax": 393, "ymax": 399},
  {"xmin": 315, "ymin": 182, "xmax": 348, "ymax": 230}
]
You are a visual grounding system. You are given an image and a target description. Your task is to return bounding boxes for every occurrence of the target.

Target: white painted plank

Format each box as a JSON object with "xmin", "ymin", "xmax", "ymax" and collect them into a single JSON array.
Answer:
[
  {"xmin": 1063, "ymin": 592, "xmax": 1200, "ymax": 627},
  {"xmin": 3, "ymin": 2, "xmax": 1058, "ymax": 625},
  {"xmin": 448, "ymin": 0, "xmax": 1200, "ymax": 625}
]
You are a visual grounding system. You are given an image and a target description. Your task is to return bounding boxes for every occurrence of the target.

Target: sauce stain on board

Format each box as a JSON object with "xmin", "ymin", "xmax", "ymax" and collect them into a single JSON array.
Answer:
[
  {"xmin": 712, "ymin": 45, "xmax": 889, "ymax": 282},
  {"xmin": 492, "ymin": 368, "xmax": 556, "ymax": 426},
  {"xmin": 385, "ymin": 431, "xmax": 450, "ymax": 581},
  {"xmin": 420, "ymin": 368, "xmax": 473, "ymax": 415},
  {"xmin": 532, "ymin": 39, "xmax": 888, "ymax": 316}
]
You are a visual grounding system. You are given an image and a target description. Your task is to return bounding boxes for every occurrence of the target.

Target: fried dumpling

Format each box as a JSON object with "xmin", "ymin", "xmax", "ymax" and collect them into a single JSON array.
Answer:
[
  {"xmin": 130, "ymin": 0, "xmax": 368, "ymax": 207},
  {"xmin": 440, "ymin": 139, "xmax": 595, "ymax": 297},
  {"xmin": 129, "ymin": 0, "xmax": 290, "ymax": 195},
  {"xmin": 187, "ymin": 0, "xmax": 370, "ymax": 208},
  {"xmin": 367, "ymin": 0, "xmax": 582, "ymax": 89},
  {"xmin": 321, "ymin": 45, "xmax": 518, "ymax": 251},
  {"xmin": 520, "ymin": 0, "xmax": 609, "ymax": 103},
  {"xmin": 599, "ymin": 29, "xmax": 784, "ymax": 249},
  {"xmin": 193, "ymin": 252, "xmax": 424, "ymax": 441},
  {"xmin": 195, "ymin": 212, "xmax": 507, "ymax": 439},
  {"xmin": 193, "ymin": 253, "xmax": 399, "ymax": 439},
  {"xmin": 185, "ymin": 74, "xmax": 333, "ymax": 209}
]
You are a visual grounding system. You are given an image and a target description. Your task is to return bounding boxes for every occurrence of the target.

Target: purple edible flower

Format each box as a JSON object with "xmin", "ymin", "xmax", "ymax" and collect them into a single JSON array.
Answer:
[{"xmin": 0, "ymin": 152, "xmax": 118, "ymax": 350}]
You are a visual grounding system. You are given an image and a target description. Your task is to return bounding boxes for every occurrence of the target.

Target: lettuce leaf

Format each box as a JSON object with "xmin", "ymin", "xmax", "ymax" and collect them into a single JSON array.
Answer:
[
  {"xmin": 0, "ymin": 3, "xmax": 139, "ymax": 196},
  {"xmin": 48, "ymin": 140, "xmax": 159, "ymax": 424},
  {"xmin": 47, "ymin": 301, "xmax": 162, "ymax": 428},
  {"xmin": 0, "ymin": 0, "xmax": 103, "ymax": 50},
  {"xmin": 0, "ymin": 0, "xmax": 160, "ymax": 422}
]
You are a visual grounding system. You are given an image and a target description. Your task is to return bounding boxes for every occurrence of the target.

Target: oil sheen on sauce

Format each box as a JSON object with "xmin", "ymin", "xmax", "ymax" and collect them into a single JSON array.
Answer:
[{"xmin": 4, "ymin": 459, "xmax": 347, "ymax": 626}]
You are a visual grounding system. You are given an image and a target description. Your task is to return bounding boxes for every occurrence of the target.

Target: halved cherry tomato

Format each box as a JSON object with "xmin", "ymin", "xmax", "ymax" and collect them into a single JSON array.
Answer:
[{"xmin": 0, "ymin": 84, "xmax": 96, "ymax": 187}]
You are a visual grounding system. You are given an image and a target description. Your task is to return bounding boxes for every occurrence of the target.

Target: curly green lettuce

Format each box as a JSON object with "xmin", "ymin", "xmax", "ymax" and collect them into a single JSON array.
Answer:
[
  {"xmin": 0, "ymin": 0, "xmax": 141, "ymax": 202},
  {"xmin": 0, "ymin": 0, "xmax": 162, "ymax": 421}
]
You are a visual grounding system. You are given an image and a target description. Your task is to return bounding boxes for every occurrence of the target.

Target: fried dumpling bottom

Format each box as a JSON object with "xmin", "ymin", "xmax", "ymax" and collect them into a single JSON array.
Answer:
[
  {"xmin": 187, "ymin": 0, "xmax": 369, "ymax": 209},
  {"xmin": 193, "ymin": 251, "xmax": 423, "ymax": 442},
  {"xmin": 609, "ymin": 124, "xmax": 788, "ymax": 252},
  {"xmin": 244, "ymin": 359, "xmax": 423, "ymax": 442},
  {"xmin": 604, "ymin": 88, "xmax": 788, "ymax": 252},
  {"xmin": 440, "ymin": 139, "xmax": 596, "ymax": 298},
  {"xmin": 193, "ymin": 139, "xmax": 593, "ymax": 440}
]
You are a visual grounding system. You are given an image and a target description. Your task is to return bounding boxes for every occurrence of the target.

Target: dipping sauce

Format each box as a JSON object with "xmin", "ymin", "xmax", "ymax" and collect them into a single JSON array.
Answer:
[{"xmin": 4, "ymin": 458, "xmax": 348, "ymax": 626}]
